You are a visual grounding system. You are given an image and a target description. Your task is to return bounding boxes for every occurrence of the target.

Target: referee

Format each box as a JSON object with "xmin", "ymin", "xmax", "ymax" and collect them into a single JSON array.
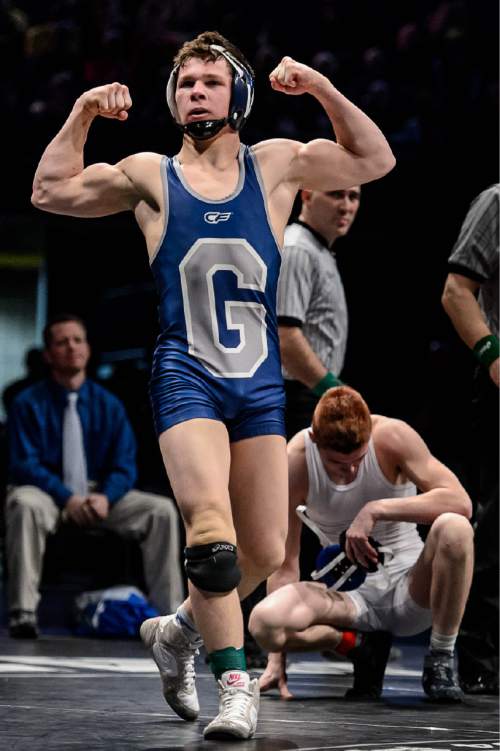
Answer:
[
  {"xmin": 442, "ymin": 184, "xmax": 499, "ymax": 694},
  {"xmin": 277, "ymin": 187, "xmax": 360, "ymax": 438}
]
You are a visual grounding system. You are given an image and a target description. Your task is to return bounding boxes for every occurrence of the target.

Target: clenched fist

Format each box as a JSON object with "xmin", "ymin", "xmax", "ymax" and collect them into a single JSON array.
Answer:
[
  {"xmin": 269, "ymin": 56, "xmax": 326, "ymax": 96},
  {"xmin": 78, "ymin": 82, "xmax": 132, "ymax": 121}
]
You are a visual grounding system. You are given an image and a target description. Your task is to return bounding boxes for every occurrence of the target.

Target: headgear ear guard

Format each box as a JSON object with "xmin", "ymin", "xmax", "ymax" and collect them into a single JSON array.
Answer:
[
  {"xmin": 295, "ymin": 505, "xmax": 393, "ymax": 592},
  {"xmin": 312, "ymin": 531, "xmax": 387, "ymax": 591},
  {"xmin": 166, "ymin": 43, "xmax": 254, "ymax": 140},
  {"xmin": 313, "ymin": 543, "xmax": 368, "ymax": 591}
]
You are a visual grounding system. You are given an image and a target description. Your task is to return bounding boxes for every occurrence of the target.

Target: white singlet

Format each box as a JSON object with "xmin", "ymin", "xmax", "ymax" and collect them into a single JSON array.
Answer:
[
  {"xmin": 304, "ymin": 430, "xmax": 423, "ymax": 577},
  {"xmin": 303, "ymin": 429, "xmax": 431, "ymax": 634}
]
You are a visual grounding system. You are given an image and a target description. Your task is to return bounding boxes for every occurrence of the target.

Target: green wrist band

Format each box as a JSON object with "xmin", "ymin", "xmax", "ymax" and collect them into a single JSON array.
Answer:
[
  {"xmin": 312, "ymin": 371, "xmax": 343, "ymax": 397},
  {"xmin": 473, "ymin": 334, "xmax": 500, "ymax": 370}
]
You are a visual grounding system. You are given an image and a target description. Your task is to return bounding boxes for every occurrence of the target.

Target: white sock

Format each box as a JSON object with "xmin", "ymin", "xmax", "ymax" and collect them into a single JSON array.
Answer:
[
  {"xmin": 175, "ymin": 605, "xmax": 201, "ymax": 640},
  {"xmin": 430, "ymin": 630, "xmax": 457, "ymax": 655}
]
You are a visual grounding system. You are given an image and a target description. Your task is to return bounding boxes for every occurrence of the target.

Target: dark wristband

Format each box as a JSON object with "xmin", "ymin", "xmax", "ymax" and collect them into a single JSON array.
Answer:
[
  {"xmin": 312, "ymin": 371, "xmax": 343, "ymax": 397},
  {"xmin": 473, "ymin": 334, "xmax": 500, "ymax": 369}
]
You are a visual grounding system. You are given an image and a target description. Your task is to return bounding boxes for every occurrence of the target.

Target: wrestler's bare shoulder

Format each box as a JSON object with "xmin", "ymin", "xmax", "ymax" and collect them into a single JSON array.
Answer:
[
  {"xmin": 252, "ymin": 138, "xmax": 302, "ymax": 156},
  {"xmin": 287, "ymin": 428, "xmax": 307, "ymax": 456},
  {"xmin": 251, "ymin": 138, "xmax": 301, "ymax": 177},
  {"xmin": 287, "ymin": 429, "xmax": 309, "ymax": 501},
  {"xmin": 119, "ymin": 151, "xmax": 163, "ymax": 181},
  {"xmin": 371, "ymin": 415, "xmax": 416, "ymax": 460},
  {"xmin": 115, "ymin": 152, "xmax": 164, "ymax": 209},
  {"xmin": 250, "ymin": 139, "xmax": 303, "ymax": 240},
  {"xmin": 372, "ymin": 415, "xmax": 411, "ymax": 438}
]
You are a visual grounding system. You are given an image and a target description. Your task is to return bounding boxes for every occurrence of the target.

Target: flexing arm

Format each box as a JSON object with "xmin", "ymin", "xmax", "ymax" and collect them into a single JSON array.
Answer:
[
  {"xmin": 442, "ymin": 273, "xmax": 499, "ymax": 386},
  {"xmin": 269, "ymin": 57, "xmax": 395, "ymax": 190},
  {"xmin": 31, "ymin": 83, "xmax": 141, "ymax": 217},
  {"xmin": 345, "ymin": 420, "xmax": 472, "ymax": 566}
]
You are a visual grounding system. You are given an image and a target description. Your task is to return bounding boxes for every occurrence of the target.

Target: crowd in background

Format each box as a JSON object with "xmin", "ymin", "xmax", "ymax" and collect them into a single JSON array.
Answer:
[{"xmin": 2, "ymin": 0, "xmax": 497, "ymax": 209}]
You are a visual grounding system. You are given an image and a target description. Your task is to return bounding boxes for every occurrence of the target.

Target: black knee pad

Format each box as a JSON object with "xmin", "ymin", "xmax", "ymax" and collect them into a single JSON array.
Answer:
[{"xmin": 184, "ymin": 541, "xmax": 241, "ymax": 593}]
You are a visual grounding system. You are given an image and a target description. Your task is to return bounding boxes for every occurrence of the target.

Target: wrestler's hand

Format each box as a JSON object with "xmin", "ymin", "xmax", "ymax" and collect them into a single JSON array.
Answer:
[
  {"xmin": 78, "ymin": 83, "xmax": 132, "ymax": 121},
  {"xmin": 269, "ymin": 57, "xmax": 327, "ymax": 96},
  {"xmin": 86, "ymin": 493, "xmax": 110, "ymax": 521},
  {"xmin": 345, "ymin": 504, "xmax": 379, "ymax": 569},
  {"xmin": 259, "ymin": 652, "xmax": 294, "ymax": 700}
]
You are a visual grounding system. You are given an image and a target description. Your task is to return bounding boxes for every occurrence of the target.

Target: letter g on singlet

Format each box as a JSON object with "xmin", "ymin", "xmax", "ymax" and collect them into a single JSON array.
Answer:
[{"xmin": 179, "ymin": 237, "xmax": 268, "ymax": 378}]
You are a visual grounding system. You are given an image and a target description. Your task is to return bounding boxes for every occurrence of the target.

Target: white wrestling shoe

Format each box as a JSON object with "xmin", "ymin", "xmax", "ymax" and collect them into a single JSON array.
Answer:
[
  {"xmin": 203, "ymin": 670, "xmax": 260, "ymax": 740},
  {"xmin": 140, "ymin": 614, "xmax": 202, "ymax": 721}
]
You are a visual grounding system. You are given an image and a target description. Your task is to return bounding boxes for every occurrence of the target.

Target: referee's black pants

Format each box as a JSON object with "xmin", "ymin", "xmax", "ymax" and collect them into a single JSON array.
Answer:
[{"xmin": 457, "ymin": 366, "xmax": 499, "ymax": 682}]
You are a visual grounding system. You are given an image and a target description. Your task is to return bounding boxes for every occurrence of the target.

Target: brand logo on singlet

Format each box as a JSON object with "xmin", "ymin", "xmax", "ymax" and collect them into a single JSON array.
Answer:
[{"xmin": 204, "ymin": 211, "xmax": 232, "ymax": 224}]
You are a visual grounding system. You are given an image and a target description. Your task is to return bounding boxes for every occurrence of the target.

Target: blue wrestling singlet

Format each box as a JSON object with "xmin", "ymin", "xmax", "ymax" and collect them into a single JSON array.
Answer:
[{"xmin": 149, "ymin": 144, "xmax": 286, "ymax": 441}]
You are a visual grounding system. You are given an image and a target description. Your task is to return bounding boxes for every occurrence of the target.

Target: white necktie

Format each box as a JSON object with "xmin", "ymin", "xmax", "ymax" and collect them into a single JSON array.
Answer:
[{"xmin": 62, "ymin": 392, "xmax": 88, "ymax": 496}]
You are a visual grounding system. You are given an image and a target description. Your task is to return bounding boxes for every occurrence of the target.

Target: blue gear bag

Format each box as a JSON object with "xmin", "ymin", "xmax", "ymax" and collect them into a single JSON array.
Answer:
[{"xmin": 74, "ymin": 586, "xmax": 160, "ymax": 638}]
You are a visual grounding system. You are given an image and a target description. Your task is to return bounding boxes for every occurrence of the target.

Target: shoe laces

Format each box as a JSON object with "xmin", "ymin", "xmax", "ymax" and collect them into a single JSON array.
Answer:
[
  {"xmin": 217, "ymin": 683, "xmax": 253, "ymax": 721},
  {"xmin": 160, "ymin": 639, "xmax": 199, "ymax": 691},
  {"xmin": 429, "ymin": 654, "xmax": 455, "ymax": 685},
  {"xmin": 178, "ymin": 651, "xmax": 196, "ymax": 690}
]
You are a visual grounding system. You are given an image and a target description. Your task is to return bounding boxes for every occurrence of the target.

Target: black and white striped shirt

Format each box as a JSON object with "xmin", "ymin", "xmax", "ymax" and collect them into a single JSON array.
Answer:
[
  {"xmin": 448, "ymin": 185, "xmax": 499, "ymax": 336},
  {"xmin": 277, "ymin": 222, "xmax": 348, "ymax": 378}
]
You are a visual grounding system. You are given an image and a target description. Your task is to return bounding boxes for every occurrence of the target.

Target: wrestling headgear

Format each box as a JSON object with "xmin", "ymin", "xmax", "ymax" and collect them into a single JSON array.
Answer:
[
  {"xmin": 166, "ymin": 44, "xmax": 254, "ymax": 140},
  {"xmin": 312, "ymin": 531, "xmax": 386, "ymax": 591},
  {"xmin": 295, "ymin": 505, "xmax": 392, "ymax": 592}
]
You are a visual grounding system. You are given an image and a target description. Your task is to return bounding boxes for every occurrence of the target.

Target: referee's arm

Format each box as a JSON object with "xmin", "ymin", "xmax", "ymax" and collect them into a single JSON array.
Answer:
[{"xmin": 278, "ymin": 322, "xmax": 328, "ymax": 388}]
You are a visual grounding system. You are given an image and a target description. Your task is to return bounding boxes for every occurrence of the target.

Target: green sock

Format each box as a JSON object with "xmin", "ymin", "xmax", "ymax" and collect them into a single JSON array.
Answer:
[{"xmin": 207, "ymin": 646, "xmax": 247, "ymax": 680}]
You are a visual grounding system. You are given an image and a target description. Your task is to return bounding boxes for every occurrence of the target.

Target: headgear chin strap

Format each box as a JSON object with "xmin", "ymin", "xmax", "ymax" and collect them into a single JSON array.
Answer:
[{"xmin": 166, "ymin": 44, "xmax": 254, "ymax": 140}]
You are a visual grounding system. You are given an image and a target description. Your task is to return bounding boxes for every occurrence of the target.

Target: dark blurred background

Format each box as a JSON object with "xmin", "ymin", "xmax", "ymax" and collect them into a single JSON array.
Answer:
[{"xmin": 1, "ymin": 0, "xmax": 498, "ymax": 493}]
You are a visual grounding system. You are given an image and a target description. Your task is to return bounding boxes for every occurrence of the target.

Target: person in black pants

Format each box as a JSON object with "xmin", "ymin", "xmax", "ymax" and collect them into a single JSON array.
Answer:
[{"xmin": 442, "ymin": 184, "xmax": 499, "ymax": 695}]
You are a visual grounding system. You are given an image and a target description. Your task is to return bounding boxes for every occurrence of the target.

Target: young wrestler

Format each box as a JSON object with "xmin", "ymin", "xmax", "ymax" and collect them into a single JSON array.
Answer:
[{"xmin": 31, "ymin": 32, "xmax": 395, "ymax": 738}]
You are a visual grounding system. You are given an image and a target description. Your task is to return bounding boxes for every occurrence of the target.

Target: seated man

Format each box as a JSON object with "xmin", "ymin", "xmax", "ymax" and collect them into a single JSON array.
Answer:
[
  {"xmin": 6, "ymin": 313, "xmax": 184, "ymax": 638},
  {"xmin": 249, "ymin": 386, "xmax": 474, "ymax": 702}
]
